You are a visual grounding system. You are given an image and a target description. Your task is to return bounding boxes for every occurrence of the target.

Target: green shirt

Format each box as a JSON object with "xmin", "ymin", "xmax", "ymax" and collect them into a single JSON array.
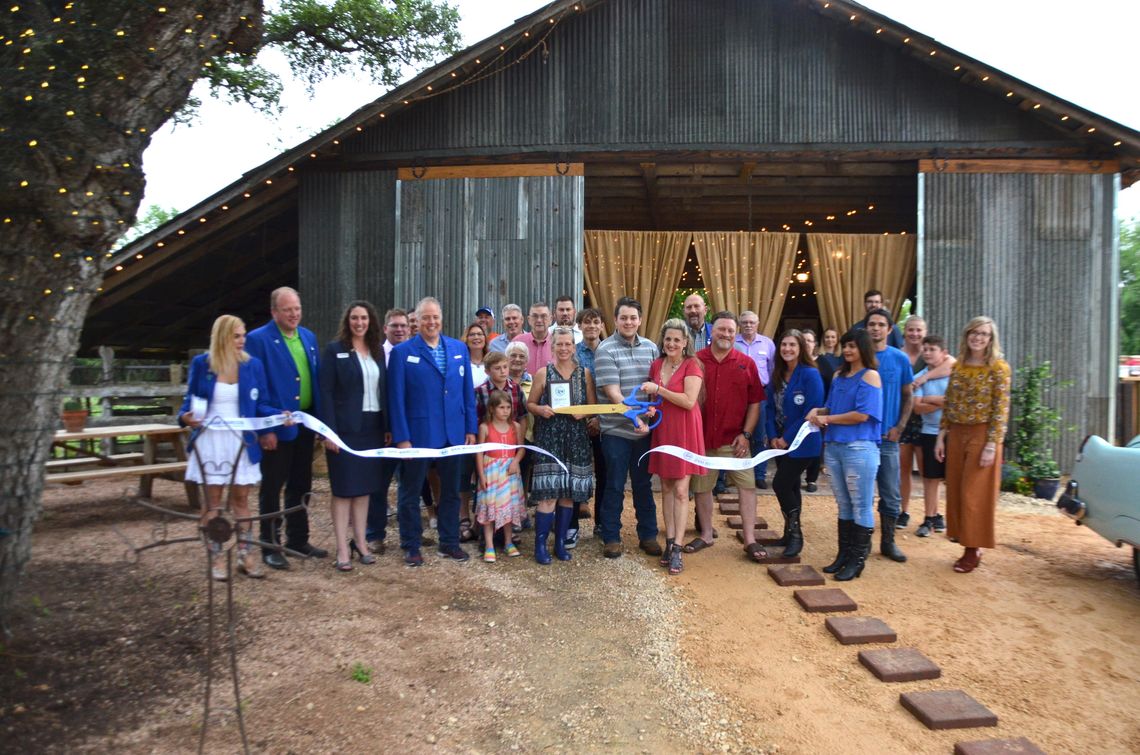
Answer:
[{"xmin": 280, "ymin": 327, "xmax": 313, "ymax": 411}]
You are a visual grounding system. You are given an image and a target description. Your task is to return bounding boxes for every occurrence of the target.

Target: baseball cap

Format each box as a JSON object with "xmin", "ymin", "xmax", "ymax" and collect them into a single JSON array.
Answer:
[{"xmin": 475, "ymin": 306, "xmax": 494, "ymax": 317}]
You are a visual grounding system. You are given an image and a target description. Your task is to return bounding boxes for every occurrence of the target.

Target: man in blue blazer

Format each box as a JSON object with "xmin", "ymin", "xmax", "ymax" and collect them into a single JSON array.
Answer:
[
  {"xmin": 387, "ymin": 297, "xmax": 478, "ymax": 565},
  {"xmin": 244, "ymin": 287, "xmax": 327, "ymax": 568}
]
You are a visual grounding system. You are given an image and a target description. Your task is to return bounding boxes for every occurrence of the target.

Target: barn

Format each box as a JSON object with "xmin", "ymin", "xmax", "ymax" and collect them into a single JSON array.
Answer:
[{"xmin": 85, "ymin": 0, "xmax": 1140, "ymax": 464}]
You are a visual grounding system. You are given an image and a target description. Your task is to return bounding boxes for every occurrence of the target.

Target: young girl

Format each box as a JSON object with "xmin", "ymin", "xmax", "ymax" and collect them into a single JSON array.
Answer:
[{"xmin": 475, "ymin": 391, "xmax": 527, "ymax": 562}]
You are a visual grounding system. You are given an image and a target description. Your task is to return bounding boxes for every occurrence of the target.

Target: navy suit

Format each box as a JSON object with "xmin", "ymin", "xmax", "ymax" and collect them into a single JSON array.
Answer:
[
  {"xmin": 243, "ymin": 320, "xmax": 321, "ymax": 552},
  {"xmin": 317, "ymin": 342, "xmax": 388, "ymax": 437},
  {"xmin": 178, "ymin": 354, "xmax": 280, "ymax": 466},
  {"xmin": 387, "ymin": 334, "xmax": 478, "ymax": 552}
]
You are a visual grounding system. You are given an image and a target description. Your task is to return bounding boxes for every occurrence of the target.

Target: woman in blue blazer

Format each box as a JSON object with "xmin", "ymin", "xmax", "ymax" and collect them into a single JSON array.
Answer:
[
  {"xmin": 764, "ymin": 330, "xmax": 825, "ymax": 558},
  {"xmin": 178, "ymin": 315, "xmax": 287, "ymax": 581},
  {"xmin": 317, "ymin": 301, "xmax": 388, "ymax": 571}
]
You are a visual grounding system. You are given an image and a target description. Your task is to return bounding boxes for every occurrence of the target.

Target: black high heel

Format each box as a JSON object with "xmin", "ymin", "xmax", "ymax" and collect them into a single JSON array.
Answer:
[{"xmin": 349, "ymin": 539, "xmax": 376, "ymax": 564}]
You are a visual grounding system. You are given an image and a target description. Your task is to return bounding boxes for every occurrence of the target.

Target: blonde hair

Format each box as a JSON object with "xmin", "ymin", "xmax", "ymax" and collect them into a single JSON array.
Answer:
[
  {"xmin": 957, "ymin": 316, "xmax": 1003, "ymax": 365},
  {"xmin": 658, "ymin": 318, "xmax": 694, "ymax": 359},
  {"xmin": 208, "ymin": 315, "xmax": 249, "ymax": 376}
]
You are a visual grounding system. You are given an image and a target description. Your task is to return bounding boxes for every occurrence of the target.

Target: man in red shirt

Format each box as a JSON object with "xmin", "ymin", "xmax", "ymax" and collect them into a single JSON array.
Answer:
[{"xmin": 687, "ymin": 311, "xmax": 766, "ymax": 560}]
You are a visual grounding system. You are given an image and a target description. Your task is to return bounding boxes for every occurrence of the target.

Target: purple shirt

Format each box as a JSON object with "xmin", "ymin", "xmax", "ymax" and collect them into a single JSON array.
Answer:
[{"xmin": 734, "ymin": 334, "xmax": 776, "ymax": 386}]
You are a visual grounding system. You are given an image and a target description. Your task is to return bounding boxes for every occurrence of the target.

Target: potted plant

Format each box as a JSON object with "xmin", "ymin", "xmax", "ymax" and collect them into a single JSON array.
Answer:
[
  {"xmin": 1008, "ymin": 360, "xmax": 1066, "ymax": 500},
  {"xmin": 61, "ymin": 399, "xmax": 89, "ymax": 432}
]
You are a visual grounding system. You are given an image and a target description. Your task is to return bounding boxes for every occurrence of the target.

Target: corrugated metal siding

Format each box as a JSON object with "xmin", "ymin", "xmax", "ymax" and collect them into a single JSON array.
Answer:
[
  {"xmin": 345, "ymin": 0, "xmax": 1062, "ymax": 157},
  {"xmin": 298, "ymin": 171, "xmax": 398, "ymax": 343},
  {"xmin": 394, "ymin": 175, "xmax": 584, "ymax": 336},
  {"xmin": 921, "ymin": 172, "xmax": 1117, "ymax": 471}
]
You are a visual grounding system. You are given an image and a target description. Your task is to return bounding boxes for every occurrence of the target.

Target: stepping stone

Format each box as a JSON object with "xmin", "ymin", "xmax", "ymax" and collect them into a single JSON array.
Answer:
[
  {"xmin": 716, "ymin": 492, "xmax": 739, "ymax": 503},
  {"xmin": 794, "ymin": 588, "xmax": 857, "ymax": 613},
  {"xmin": 726, "ymin": 515, "xmax": 768, "ymax": 530},
  {"xmin": 719, "ymin": 501, "xmax": 740, "ymax": 514},
  {"xmin": 768, "ymin": 564, "xmax": 824, "ymax": 586},
  {"xmin": 858, "ymin": 648, "xmax": 941, "ymax": 682},
  {"xmin": 825, "ymin": 617, "xmax": 897, "ymax": 645},
  {"xmin": 954, "ymin": 737, "xmax": 1046, "ymax": 755},
  {"xmin": 734, "ymin": 529, "xmax": 784, "ymax": 545},
  {"xmin": 900, "ymin": 690, "xmax": 998, "ymax": 731}
]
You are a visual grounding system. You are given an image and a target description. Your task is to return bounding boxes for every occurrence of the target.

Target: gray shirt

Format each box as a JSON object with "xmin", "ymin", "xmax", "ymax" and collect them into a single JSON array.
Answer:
[{"xmin": 593, "ymin": 332, "xmax": 659, "ymax": 440}]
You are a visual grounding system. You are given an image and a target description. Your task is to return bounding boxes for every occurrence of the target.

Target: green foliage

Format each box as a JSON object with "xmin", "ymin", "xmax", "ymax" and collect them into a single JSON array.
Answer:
[
  {"xmin": 1000, "ymin": 462, "xmax": 1033, "ymax": 495},
  {"xmin": 1009, "ymin": 360, "xmax": 1068, "ymax": 480},
  {"xmin": 117, "ymin": 205, "xmax": 180, "ymax": 248},
  {"xmin": 1120, "ymin": 220, "xmax": 1140, "ymax": 356},
  {"xmin": 62, "ymin": 399, "xmax": 84, "ymax": 412},
  {"xmin": 244, "ymin": 0, "xmax": 462, "ymax": 104},
  {"xmin": 667, "ymin": 288, "xmax": 709, "ymax": 321},
  {"xmin": 349, "ymin": 662, "xmax": 373, "ymax": 684}
]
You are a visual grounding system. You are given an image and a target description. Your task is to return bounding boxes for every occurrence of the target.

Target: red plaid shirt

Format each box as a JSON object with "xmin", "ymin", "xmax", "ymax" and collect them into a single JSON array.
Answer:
[{"xmin": 475, "ymin": 377, "xmax": 527, "ymax": 424}]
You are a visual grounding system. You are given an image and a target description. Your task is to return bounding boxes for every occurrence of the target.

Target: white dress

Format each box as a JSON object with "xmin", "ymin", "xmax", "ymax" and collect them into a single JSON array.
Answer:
[{"xmin": 185, "ymin": 381, "xmax": 262, "ymax": 486}]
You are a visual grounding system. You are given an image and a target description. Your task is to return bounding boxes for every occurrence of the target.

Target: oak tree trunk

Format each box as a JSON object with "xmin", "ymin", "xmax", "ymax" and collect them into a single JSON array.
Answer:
[{"xmin": 0, "ymin": 1, "xmax": 262, "ymax": 636}]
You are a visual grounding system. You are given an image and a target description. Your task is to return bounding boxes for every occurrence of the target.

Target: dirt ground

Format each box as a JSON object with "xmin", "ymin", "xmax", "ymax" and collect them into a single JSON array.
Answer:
[{"xmin": 2, "ymin": 474, "xmax": 1138, "ymax": 754}]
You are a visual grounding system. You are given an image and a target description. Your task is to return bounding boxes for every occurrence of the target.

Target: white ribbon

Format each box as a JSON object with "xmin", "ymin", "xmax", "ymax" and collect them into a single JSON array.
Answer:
[
  {"xmin": 196, "ymin": 411, "xmax": 568, "ymax": 473},
  {"xmin": 640, "ymin": 422, "xmax": 820, "ymax": 471}
]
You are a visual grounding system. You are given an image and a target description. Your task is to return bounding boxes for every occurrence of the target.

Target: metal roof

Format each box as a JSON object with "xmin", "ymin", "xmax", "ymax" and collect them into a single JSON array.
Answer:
[{"xmin": 111, "ymin": 0, "xmax": 1140, "ymax": 270}]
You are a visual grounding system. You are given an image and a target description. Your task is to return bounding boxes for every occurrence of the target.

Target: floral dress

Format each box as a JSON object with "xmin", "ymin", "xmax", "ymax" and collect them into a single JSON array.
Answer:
[{"xmin": 531, "ymin": 364, "xmax": 595, "ymax": 501}]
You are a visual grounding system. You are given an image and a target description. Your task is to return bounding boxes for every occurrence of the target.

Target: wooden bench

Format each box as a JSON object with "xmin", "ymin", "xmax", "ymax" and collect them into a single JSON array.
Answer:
[
  {"xmin": 46, "ymin": 461, "xmax": 188, "ymax": 486},
  {"xmin": 50, "ymin": 424, "xmax": 198, "ymax": 507},
  {"xmin": 45, "ymin": 452, "xmax": 145, "ymax": 471}
]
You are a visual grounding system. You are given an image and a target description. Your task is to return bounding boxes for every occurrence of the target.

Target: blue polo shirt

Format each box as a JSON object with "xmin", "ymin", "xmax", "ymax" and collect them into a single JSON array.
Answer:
[{"xmin": 875, "ymin": 345, "xmax": 913, "ymax": 431}]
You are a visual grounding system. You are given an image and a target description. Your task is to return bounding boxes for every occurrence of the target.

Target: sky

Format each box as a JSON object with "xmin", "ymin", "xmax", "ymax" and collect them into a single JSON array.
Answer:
[{"xmin": 140, "ymin": 0, "xmax": 1140, "ymax": 222}]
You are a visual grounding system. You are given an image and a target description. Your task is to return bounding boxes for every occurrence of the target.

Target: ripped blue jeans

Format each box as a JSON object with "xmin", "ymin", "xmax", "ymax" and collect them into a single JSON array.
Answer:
[{"xmin": 824, "ymin": 441, "xmax": 881, "ymax": 528}]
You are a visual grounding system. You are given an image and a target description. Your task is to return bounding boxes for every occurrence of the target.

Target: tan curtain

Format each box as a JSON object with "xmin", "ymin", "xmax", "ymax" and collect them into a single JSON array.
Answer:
[
  {"xmin": 806, "ymin": 233, "xmax": 917, "ymax": 332},
  {"xmin": 584, "ymin": 230, "xmax": 692, "ymax": 338},
  {"xmin": 691, "ymin": 232, "xmax": 799, "ymax": 336}
]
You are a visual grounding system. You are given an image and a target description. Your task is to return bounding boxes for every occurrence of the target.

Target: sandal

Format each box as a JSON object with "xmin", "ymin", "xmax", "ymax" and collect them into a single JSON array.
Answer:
[
  {"xmin": 745, "ymin": 542, "xmax": 768, "ymax": 562},
  {"xmin": 334, "ymin": 561, "xmax": 354, "ymax": 572},
  {"xmin": 504, "ymin": 543, "xmax": 520, "ymax": 558},
  {"xmin": 682, "ymin": 537, "xmax": 713, "ymax": 553},
  {"xmin": 459, "ymin": 518, "xmax": 476, "ymax": 542},
  {"xmin": 668, "ymin": 545, "xmax": 684, "ymax": 575}
]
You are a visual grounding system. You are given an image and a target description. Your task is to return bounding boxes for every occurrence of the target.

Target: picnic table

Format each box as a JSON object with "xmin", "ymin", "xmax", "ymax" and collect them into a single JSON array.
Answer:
[{"xmin": 48, "ymin": 423, "xmax": 199, "ymax": 508}]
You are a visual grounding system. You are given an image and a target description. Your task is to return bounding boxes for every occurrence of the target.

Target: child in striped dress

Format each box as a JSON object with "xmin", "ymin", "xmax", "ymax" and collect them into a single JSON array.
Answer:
[{"xmin": 475, "ymin": 391, "xmax": 526, "ymax": 563}]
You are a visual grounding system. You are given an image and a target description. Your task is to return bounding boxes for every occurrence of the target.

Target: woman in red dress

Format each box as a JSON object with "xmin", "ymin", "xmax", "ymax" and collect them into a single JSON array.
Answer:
[{"xmin": 642, "ymin": 317, "xmax": 705, "ymax": 574}]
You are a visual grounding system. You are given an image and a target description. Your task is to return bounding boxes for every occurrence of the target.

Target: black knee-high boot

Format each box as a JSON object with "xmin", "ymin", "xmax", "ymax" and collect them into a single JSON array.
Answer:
[
  {"xmin": 822, "ymin": 519, "xmax": 852, "ymax": 574},
  {"xmin": 836, "ymin": 524, "xmax": 873, "ymax": 581},
  {"xmin": 782, "ymin": 508, "xmax": 803, "ymax": 558}
]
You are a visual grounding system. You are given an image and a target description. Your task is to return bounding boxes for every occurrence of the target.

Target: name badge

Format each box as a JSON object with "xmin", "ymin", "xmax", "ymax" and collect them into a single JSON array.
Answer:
[
  {"xmin": 459, "ymin": 365, "xmax": 465, "ymax": 377},
  {"xmin": 407, "ymin": 355, "xmax": 421, "ymax": 364},
  {"xmin": 549, "ymin": 380, "xmax": 571, "ymax": 410},
  {"xmin": 337, "ymin": 352, "xmax": 350, "ymax": 359},
  {"xmin": 250, "ymin": 387, "xmax": 259, "ymax": 401}
]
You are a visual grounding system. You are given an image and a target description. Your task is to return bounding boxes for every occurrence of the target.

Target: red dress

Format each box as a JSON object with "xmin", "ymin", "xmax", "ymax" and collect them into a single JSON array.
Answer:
[{"xmin": 648, "ymin": 357, "xmax": 707, "ymax": 478}]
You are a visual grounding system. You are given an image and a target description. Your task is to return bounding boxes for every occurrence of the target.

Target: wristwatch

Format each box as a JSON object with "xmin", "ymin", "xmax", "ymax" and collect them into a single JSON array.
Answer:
[{"xmin": 741, "ymin": 431, "xmax": 753, "ymax": 440}]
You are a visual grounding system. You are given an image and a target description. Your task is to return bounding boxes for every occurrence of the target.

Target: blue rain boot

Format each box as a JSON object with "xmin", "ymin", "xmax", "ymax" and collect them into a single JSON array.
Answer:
[
  {"xmin": 554, "ymin": 506, "xmax": 573, "ymax": 561},
  {"xmin": 534, "ymin": 511, "xmax": 554, "ymax": 565}
]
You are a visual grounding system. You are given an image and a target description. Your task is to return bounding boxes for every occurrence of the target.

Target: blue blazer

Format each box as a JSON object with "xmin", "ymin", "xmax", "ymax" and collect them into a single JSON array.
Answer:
[
  {"xmin": 178, "ymin": 354, "xmax": 281, "ymax": 465},
  {"xmin": 764, "ymin": 365, "xmax": 825, "ymax": 458},
  {"xmin": 387, "ymin": 334, "xmax": 477, "ymax": 448},
  {"xmin": 318, "ymin": 341, "xmax": 388, "ymax": 436},
  {"xmin": 244, "ymin": 320, "xmax": 320, "ymax": 441}
]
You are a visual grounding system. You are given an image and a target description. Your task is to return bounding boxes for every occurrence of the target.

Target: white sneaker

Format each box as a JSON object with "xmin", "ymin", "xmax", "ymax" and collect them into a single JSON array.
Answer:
[
  {"xmin": 564, "ymin": 528, "xmax": 579, "ymax": 549},
  {"xmin": 429, "ymin": 516, "xmax": 438, "ymax": 529}
]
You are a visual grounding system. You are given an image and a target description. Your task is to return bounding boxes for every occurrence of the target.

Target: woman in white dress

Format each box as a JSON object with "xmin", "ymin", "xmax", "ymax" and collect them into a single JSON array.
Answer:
[{"xmin": 179, "ymin": 315, "xmax": 287, "ymax": 581}]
